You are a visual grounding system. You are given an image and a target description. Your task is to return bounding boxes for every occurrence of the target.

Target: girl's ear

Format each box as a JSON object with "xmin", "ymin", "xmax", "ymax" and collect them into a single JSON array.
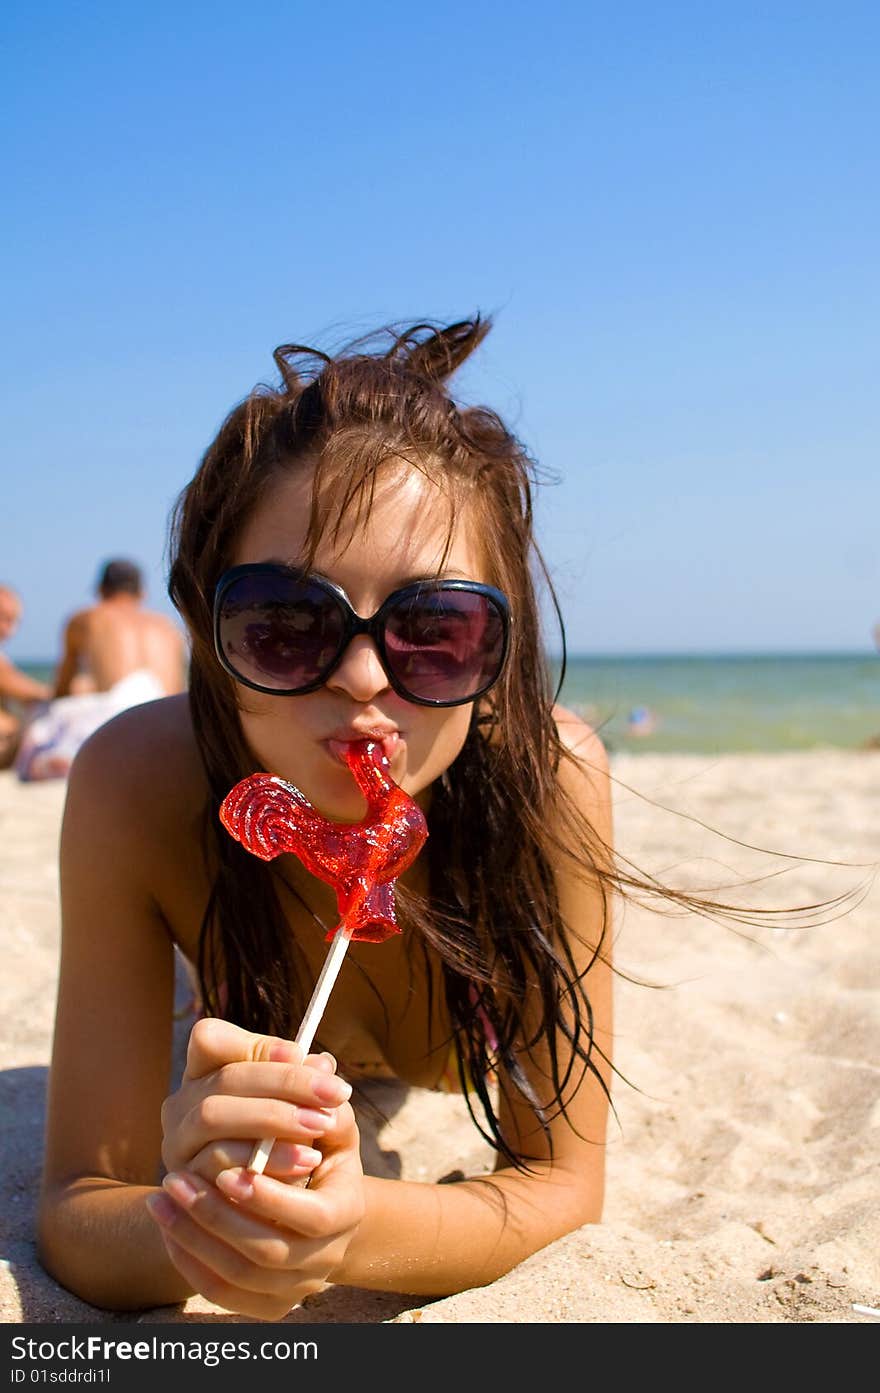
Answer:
[{"xmin": 395, "ymin": 317, "xmax": 492, "ymax": 383}]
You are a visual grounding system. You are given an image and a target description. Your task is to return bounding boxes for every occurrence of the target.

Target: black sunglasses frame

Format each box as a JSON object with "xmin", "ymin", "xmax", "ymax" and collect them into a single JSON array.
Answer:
[{"xmin": 213, "ymin": 563, "xmax": 511, "ymax": 708}]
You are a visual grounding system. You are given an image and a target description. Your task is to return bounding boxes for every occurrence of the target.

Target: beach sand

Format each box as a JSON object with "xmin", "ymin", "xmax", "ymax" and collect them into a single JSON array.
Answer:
[{"xmin": 2, "ymin": 751, "xmax": 878, "ymax": 1325}]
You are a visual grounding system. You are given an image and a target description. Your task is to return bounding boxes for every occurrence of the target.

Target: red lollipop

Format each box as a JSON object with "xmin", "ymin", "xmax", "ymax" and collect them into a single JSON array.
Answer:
[
  {"xmin": 219, "ymin": 739, "xmax": 428, "ymax": 1173},
  {"xmin": 219, "ymin": 739, "xmax": 428, "ymax": 943}
]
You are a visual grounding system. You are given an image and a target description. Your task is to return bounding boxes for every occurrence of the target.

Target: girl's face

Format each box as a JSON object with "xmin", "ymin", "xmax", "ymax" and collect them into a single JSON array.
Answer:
[{"xmin": 230, "ymin": 462, "xmax": 484, "ymax": 820}]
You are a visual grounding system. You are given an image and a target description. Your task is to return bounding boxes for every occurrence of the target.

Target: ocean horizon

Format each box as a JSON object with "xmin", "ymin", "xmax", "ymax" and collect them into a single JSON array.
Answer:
[
  {"xmin": 551, "ymin": 650, "xmax": 880, "ymax": 753},
  {"xmin": 16, "ymin": 650, "xmax": 880, "ymax": 754}
]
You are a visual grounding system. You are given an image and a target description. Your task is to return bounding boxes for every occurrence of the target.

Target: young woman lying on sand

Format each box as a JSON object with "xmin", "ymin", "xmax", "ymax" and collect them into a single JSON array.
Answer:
[{"xmin": 37, "ymin": 317, "xmax": 818, "ymax": 1321}]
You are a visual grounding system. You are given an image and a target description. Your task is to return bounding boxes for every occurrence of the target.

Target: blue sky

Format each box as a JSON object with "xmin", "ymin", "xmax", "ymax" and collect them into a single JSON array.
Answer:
[{"xmin": 3, "ymin": 1, "xmax": 878, "ymax": 659}]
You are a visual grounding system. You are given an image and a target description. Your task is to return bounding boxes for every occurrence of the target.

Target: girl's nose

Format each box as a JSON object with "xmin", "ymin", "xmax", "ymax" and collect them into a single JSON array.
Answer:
[{"xmin": 324, "ymin": 635, "xmax": 391, "ymax": 703}]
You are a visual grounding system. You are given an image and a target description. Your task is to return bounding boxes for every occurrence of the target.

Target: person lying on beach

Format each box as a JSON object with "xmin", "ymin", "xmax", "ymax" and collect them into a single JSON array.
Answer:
[
  {"xmin": 15, "ymin": 559, "xmax": 188, "ymax": 781},
  {"xmin": 0, "ymin": 584, "xmax": 51, "ymax": 769},
  {"xmin": 37, "ymin": 318, "xmax": 617, "ymax": 1319}
]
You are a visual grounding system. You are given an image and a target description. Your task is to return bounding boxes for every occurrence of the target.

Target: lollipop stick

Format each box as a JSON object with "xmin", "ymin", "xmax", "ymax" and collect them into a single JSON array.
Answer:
[{"xmin": 247, "ymin": 925, "xmax": 353, "ymax": 1174}]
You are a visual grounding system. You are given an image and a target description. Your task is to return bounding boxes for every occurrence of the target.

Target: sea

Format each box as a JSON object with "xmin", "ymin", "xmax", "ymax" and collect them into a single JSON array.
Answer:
[
  {"xmin": 17, "ymin": 652, "xmax": 880, "ymax": 755},
  {"xmin": 551, "ymin": 652, "xmax": 880, "ymax": 754}
]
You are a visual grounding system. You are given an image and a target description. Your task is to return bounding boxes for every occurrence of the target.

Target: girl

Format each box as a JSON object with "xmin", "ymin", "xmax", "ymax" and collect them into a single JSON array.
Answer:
[{"xmin": 37, "ymin": 318, "xmax": 616, "ymax": 1320}]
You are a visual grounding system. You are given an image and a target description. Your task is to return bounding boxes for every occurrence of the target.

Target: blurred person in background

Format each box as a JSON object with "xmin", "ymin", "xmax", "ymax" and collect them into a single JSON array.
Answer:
[{"xmin": 0, "ymin": 584, "xmax": 51, "ymax": 769}]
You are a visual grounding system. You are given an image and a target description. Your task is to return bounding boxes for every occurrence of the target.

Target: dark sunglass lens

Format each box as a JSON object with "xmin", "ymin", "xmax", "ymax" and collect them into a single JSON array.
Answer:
[
  {"xmin": 383, "ymin": 590, "xmax": 505, "ymax": 702},
  {"xmin": 219, "ymin": 573, "xmax": 345, "ymax": 691}
]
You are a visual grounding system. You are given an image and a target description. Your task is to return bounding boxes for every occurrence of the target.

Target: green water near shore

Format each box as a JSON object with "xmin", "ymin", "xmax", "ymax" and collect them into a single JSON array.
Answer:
[{"xmin": 552, "ymin": 652, "xmax": 880, "ymax": 753}]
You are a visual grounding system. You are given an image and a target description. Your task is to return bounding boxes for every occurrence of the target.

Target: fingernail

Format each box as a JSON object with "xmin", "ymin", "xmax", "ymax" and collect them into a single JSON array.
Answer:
[
  {"xmin": 216, "ymin": 1168, "xmax": 254, "ymax": 1200},
  {"xmin": 297, "ymin": 1107, "xmax": 333, "ymax": 1133},
  {"xmin": 146, "ymin": 1192, "xmax": 177, "ymax": 1227},
  {"xmin": 162, "ymin": 1172, "xmax": 198, "ymax": 1206},
  {"xmin": 294, "ymin": 1145, "xmax": 323, "ymax": 1168},
  {"xmin": 315, "ymin": 1052, "xmax": 337, "ymax": 1073},
  {"xmin": 311, "ymin": 1073, "xmax": 352, "ymax": 1104}
]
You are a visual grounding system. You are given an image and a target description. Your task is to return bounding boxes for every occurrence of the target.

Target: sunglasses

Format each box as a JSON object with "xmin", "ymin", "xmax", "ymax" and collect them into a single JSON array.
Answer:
[{"xmin": 213, "ymin": 563, "xmax": 510, "ymax": 707}]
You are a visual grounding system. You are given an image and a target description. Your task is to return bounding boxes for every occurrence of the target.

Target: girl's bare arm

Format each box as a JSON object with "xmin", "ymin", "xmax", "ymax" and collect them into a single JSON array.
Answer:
[
  {"xmin": 38, "ymin": 712, "xmax": 358, "ymax": 1315},
  {"xmin": 37, "ymin": 721, "xmax": 193, "ymax": 1309}
]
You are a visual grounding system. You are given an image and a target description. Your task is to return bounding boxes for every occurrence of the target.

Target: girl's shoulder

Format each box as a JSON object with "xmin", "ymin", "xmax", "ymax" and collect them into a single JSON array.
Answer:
[
  {"xmin": 550, "ymin": 703, "xmax": 612, "ymax": 819},
  {"xmin": 61, "ymin": 695, "xmax": 215, "ymax": 954},
  {"xmin": 551, "ymin": 702, "xmax": 610, "ymax": 769},
  {"xmin": 64, "ymin": 692, "xmax": 206, "ymax": 828}
]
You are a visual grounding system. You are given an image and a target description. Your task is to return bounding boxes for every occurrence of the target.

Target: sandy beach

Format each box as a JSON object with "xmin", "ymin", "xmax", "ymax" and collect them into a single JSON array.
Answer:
[{"xmin": 2, "ymin": 749, "xmax": 878, "ymax": 1325}]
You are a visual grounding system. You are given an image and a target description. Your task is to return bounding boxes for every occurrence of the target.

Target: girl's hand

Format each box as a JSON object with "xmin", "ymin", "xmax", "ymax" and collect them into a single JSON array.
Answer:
[
  {"xmin": 150, "ymin": 1018, "xmax": 365, "ymax": 1318},
  {"xmin": 160, "ymin": 1017, "xmax": 350, "ymax": 1184}
]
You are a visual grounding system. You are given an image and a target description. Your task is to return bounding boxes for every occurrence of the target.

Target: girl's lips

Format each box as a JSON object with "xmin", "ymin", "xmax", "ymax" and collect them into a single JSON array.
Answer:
[{"xmin": 325, "ymin": 732, "xmax": 401, "ymax": 764}]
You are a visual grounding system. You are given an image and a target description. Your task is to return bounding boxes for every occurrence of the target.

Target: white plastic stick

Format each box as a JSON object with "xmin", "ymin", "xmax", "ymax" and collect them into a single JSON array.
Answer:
[{"xmin": 247, "ymin": 927, "xmax": 352, "ymax": 1174}]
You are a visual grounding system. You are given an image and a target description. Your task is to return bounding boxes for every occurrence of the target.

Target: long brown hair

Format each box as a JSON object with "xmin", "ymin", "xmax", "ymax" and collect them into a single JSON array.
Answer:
[{"xmin": 167, "ymin": 318, "xmax": 850, "ymax": 1166}]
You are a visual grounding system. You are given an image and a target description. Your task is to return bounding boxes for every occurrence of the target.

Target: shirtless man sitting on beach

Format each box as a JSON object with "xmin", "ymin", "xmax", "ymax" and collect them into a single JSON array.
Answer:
[
  {"xmin": 14, "ymin": 561, "xmax": 188, "ymax": 782},
  {"xmin": 0, "ymin": 585, "xmax": 52, "ymax": 769},
  {"xmin": 53, "ymin": 558, "xmax": 187, "ymax": 698}
]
